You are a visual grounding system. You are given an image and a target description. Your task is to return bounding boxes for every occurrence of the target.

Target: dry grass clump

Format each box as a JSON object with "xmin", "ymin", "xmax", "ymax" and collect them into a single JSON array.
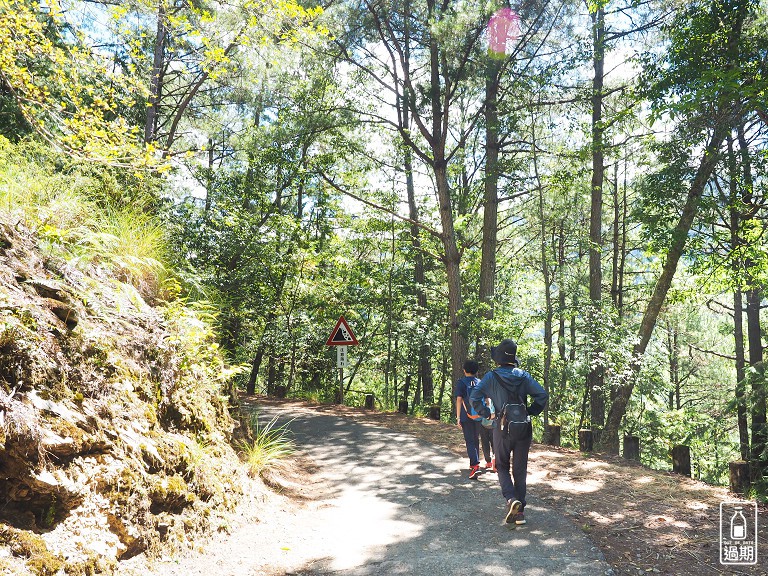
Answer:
[
  {"xmin": 0, "ymin": 525, "xmax": 62, "ymax": 576},
  {"xmin": 0, "ymin": 399, "xmax": 42, "ymax": 449}
]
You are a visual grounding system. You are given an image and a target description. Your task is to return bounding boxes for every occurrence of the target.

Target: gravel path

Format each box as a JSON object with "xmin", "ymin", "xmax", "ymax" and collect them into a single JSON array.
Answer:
[{"xmin": 118, "ymin": 402, "xmax": 610, "ymax": 575}]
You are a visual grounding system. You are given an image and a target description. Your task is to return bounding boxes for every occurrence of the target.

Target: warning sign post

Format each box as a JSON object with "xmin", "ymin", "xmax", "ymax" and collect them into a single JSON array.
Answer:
[{"xmin": 326, "ymin": 316, "xmax": 358, "ymax": 404}]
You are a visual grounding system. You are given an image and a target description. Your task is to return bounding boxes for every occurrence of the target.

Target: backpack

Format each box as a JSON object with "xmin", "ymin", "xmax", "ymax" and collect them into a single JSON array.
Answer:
[
  {"xmin": 493, "ymin": 372, "xmax": 530, "ymax": 439},
  {"xmin": 464, "ymin": 377, "xmax": 483, "ymax": 420},
  {"xmin": 467, "ymin": 395, "xmax": 496, "ymax": 425},
  {"xmin": 480, "ymin": 397, "xmax": 497, "ymax": 429}
]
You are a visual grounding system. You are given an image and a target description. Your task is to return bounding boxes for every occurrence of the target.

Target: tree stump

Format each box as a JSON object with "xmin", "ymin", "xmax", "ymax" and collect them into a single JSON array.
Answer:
[
  {"xmin": 274, "ymin": 385, "xmax": 287, "ymax": 398},
  {"xmin": 671, "ymin": 445, "xmax": 691, "ymax": 477},
  {"xmin": 398, "ymin": 400, "xmax": 409, "ymax": 414},
  {"xmin": 543, "ymin": 424, "xmax": 561, "ymax": 446},
  {"xmin": 623, "ymin": 435, "xmax": 640, "ymax": 461},
  {"xmin": 364, "ymin": 394, "xmax": 375, "ymax": 410},
  {"xmin": 729, "ymin": 461, "xmax": 750, "ymax": 495},
  {"xmin": 578, "ymin": 429, "xmax": 594, "ymax": 452},
  {"xmin": 428, "ymin": 405, "xmax": 441, "ymax": 421}
]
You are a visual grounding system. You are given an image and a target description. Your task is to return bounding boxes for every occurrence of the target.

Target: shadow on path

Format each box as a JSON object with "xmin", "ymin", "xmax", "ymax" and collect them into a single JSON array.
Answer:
[{"xmin": 257, "ymin": 404, "xmax": 609, "ymax": 575}]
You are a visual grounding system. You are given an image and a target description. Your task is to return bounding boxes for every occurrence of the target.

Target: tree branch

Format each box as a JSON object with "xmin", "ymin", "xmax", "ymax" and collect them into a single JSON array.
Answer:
[
  {"xmin": 687, "ymin": 342, "xmax": 737, "ymax": 361},
  {"xmin": 317, "ymin": 171, "xmax": 444, "ymax": 241}
]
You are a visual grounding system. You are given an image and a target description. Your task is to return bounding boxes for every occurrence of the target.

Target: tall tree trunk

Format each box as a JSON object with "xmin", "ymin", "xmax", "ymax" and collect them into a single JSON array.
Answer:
[
  {"xmin": 144, "ymin": 0, "xmax": 166, "ymax": 143},
  {"xmin": 734, "ymin": 288, "xmax": 750, "ymax": 460},
  {"xmin": 385, "ymin": 216, "xmax": 395, "ymax": 407},
  {"xmin": 540, "ymin": 229, "xmax": 553, "ymax": 427},
  {"xmin": 401, "ymin": 374, "xmax": 411, "ymax": 408},
  {"xmin": 557, "ymin": 226, "xmax": 568, "ymax": 414},
  {"xmin": 738, "ymin": 124, "xmax": 767, "ymax": 477},
  {"xmin": 727, "ymin": 134, "xmax": 750, "ymax": 461},
  {"xmin": 369, "ymin": 0, "xmax": 468, "ymax": 395},
  {"xmin": 532, "ymin": 110, "xmax": 553, "ymax": 424},
  {"xmin": 479, "ymin": 56, "xmax": 502, "ymax": 370},
  {"xmin": 405, "ymin": 142, "xmax": 434, "ymax": 404},
  {"xmin": 587, "ymin": 5, "xmax": 606, "ymax": 432},
  {"xmin": 665, "ymin": 322, "xmax": 681, "ymax": 409},
  {"xmin": 600, "ymin": 122, "xmax": 730, "ymax": 453},
  {"xmin": 392, "ymin": 334, "xmax": 399, "ymax": 408},
  {"xmin": 618, "ymin": 160, "xmax": 628, "ymax": 318},
  {"xmin": 426, "ymin": 3, "xmax": 466, "ymax": 387},
  {"xmin": 266, "ymin": 351, "xmax": 278, "ymax": 396},
  {"xmin": 247, "ymin": 345, "xmax": 264, "ymax": 395},
  {"xmin": 413, "ymin": 372, "xmax": 422, "ymax": 407},
  {"xmin": 436, "ymin": 163, "xmax": 468, "ymax": 387},
  {"xmin": 403, "ymin": 1, "xmax": 434, "ymax": 404},
  {"xmin": 611, "ymin": 162, "xmax": 621, "ymax": 310}
]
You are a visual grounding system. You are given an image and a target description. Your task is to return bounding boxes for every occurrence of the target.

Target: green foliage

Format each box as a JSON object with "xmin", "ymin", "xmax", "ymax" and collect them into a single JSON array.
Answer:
[
  {"xmin": 162, "ymin": 301, "xmax": 248, "ymax": 395},
  {"xmin": 638, "ymin": 405, "xmax": 738, "ymax": 485},
  {"xmin": 640, "ymin": 0, "xmax": 763, "ymax": 132},
  {"xmin": 1, "ymin": 0, "xmax": 766, "ymax": 502},
  {"xmin": 0, "ymin": 136, "xmax": 171, "ymax": 299}
]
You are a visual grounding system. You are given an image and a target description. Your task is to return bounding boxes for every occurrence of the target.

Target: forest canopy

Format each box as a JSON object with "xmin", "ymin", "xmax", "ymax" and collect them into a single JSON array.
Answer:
[{"xmin": 1, "ymin": 0, "xmax": 767, "ymax": 494}]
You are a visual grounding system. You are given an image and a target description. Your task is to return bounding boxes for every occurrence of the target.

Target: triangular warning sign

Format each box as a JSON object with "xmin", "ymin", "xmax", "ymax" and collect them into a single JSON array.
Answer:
[{"xmin": 326, "ymin": 315, "xmax": 359, "ymax": 346}]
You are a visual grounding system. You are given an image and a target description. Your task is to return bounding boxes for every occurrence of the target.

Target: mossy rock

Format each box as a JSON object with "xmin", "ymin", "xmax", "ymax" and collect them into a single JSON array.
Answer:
[
  {"xmin": 0, "ymin": 526, "xmax": 64, "ymax": 576},
  {"xmin": 149, "ymin": 474, "xmax": 196, "ymax": 513},
  {"xmin": 62, "ymin": 555, "xmax": 117, "ymax": 576}
]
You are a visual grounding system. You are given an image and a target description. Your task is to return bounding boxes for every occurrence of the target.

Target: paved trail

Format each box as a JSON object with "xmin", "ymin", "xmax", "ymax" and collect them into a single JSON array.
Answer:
[
  {"xmin": 120, "ymin": 403, "xmax": 610, "ymax": 575},
  {"xmin": 253, "ymin": 404, "xmax": 610, "ymax": 575}
]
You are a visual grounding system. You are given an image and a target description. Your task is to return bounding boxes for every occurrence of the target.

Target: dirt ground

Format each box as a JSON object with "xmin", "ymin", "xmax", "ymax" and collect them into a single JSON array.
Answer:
[{"xmin": 250, "ymin": 396, "xmax": 767, "ymax": 576}]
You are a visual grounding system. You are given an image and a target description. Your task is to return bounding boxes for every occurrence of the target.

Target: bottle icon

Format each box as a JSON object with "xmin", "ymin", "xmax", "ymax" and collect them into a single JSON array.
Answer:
[{"xmin": 730, "ymin": 507, "xmax": 747, "ymax": 540}]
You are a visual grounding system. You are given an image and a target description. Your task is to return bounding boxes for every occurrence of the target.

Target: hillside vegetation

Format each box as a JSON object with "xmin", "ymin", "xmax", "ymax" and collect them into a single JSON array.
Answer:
[{"xmin": 0, "ymin": 139, "xmax": 248, "ymax": 575}]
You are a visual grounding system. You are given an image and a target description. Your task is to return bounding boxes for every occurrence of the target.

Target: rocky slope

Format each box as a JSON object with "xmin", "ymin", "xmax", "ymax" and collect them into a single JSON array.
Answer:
[{"xmin": 0, "ymin": 217, "xmax": 246, "ymax": 575}]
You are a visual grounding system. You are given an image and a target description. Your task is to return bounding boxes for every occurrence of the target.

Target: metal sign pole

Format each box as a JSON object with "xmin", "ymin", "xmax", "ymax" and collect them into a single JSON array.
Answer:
[{"xmin": 337, "ymin": 345, "xmax": 347, "ymax": 404}]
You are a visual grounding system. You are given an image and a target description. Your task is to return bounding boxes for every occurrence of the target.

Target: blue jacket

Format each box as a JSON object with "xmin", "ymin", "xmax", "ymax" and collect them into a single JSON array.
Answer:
[{"xmin": 469, "ymin": 365, "xmax": 548, "ymax": 420}]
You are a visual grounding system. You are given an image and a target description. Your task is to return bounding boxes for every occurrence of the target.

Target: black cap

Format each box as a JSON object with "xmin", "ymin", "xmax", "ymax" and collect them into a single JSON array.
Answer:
[{"xmin": 491, "ymin": 339, "xmax": 518, "ymax": 365}]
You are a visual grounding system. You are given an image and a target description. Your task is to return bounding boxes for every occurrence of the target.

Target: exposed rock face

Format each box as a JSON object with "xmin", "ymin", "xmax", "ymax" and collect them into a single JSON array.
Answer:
[{"xmin": 0, "ymin": 220, "xmax": 244, "ymax": 574}]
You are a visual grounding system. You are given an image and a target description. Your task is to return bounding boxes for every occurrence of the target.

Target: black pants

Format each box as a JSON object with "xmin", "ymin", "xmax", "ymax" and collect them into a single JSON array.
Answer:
[
  {"xmin": 479, "ymin": 425, "xmax": 493, "ymax": 463},
  {"xmin": 492, "ymin": 425, "xmax": 532, "ymax": 506}
]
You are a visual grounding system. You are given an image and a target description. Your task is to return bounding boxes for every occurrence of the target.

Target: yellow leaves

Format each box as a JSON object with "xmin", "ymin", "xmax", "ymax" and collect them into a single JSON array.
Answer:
[
  {"xmin": 0, "ymin": 0, "xmax": 326, "ymax": 165},
  {"xmin": 0, "ymin": 0, "xmax": 154, "ymax": 169}
]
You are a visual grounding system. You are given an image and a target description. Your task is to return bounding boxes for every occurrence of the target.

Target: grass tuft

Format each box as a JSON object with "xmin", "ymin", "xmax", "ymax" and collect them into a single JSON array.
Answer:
[{"xmin": 239, "ymin": 414, "xmax": 295, "ymax": 477}]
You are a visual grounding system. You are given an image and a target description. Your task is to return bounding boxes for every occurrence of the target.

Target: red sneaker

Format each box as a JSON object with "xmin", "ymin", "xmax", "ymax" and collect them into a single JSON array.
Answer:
[{"xmin": 469, "ymin": 465, "xmax": 481, "ymax": 479}]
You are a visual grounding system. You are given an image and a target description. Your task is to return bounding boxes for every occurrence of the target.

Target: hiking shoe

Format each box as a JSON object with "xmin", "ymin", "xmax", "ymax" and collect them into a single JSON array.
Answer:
[
  {"xmin": 505, "ymin": 499, "xmax": 522, "ymax": 523},
  {"xmin": 515, "ymin": 512, "xmax": 526, "ymax": 525},
  {"xmin": 469, "ymin": 465, "xmax": 481, "ymax": 479}
]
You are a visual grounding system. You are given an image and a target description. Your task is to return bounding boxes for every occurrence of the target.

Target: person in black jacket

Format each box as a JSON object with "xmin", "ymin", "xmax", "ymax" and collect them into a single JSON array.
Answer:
[{"xmin": 469, "ymin": 339, "xmax": 548, "ymax": 526}]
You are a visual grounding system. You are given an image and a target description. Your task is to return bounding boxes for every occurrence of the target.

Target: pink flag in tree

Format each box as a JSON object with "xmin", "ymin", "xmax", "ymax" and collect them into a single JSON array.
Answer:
[{"xmin": 487, "ymin": 8, "xmax": 521, "ymax": 55}]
